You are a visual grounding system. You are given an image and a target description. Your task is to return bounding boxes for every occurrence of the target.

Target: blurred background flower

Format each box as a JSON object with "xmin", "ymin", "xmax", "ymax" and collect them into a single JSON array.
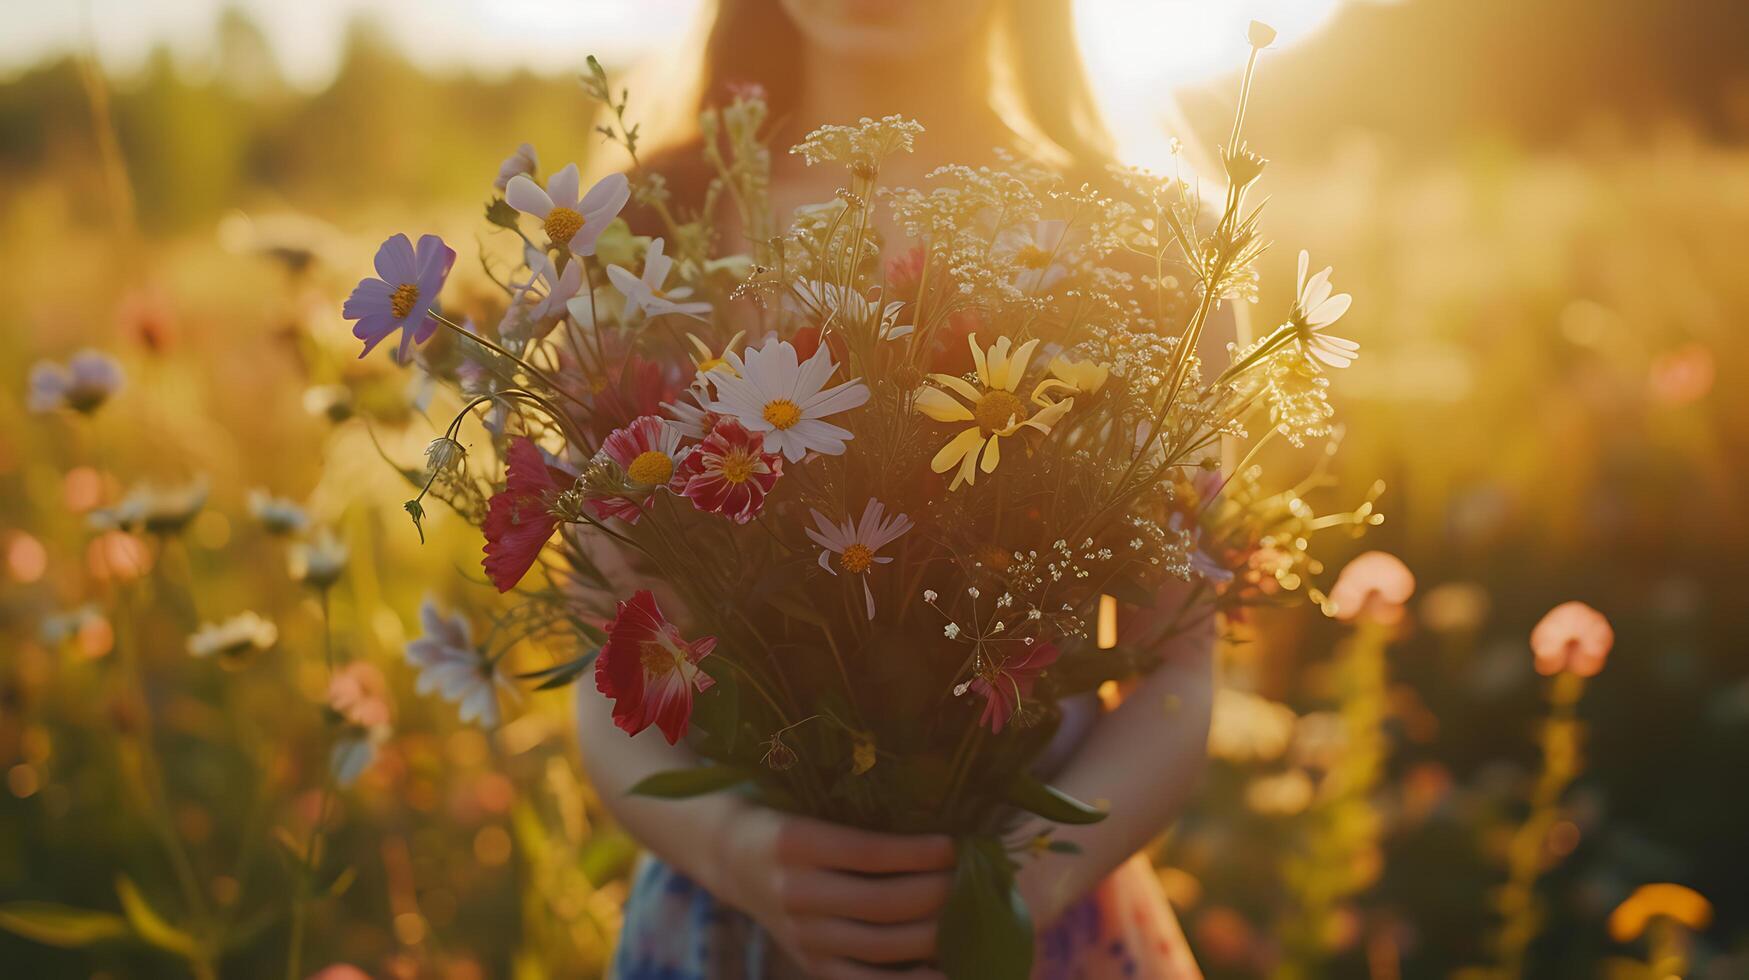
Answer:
[{"xmin": 1, "ymin": 0, "xmax": 1747, "ymax": 976}]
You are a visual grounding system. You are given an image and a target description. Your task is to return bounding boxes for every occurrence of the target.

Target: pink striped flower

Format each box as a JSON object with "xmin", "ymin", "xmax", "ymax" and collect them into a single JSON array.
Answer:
[
  {"xmin": 589, "ymin": 415, "xmax": 690, "ymax": 524},
  {"xmin": 677, "ymin": 419, "xmax": 783, "ymax": 524}
]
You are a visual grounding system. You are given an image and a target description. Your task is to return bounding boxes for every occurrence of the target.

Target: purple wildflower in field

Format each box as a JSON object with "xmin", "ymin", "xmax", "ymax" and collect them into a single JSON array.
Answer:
[
  {"xmin": 28, "ymin": 349, "xmax": 124, "ymax": 414},
  {"xmin": 343, "ymin": 233, "xmax": 456, "ymax": 361}
]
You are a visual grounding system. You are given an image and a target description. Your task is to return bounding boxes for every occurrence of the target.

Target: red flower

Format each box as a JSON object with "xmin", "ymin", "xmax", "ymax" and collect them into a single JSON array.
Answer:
[
  {"xmin": 596, "ymin": 590, "xmax": 717, "ymax": 744},
  {"xmin": 482, "ymin": 437, "xmax": 569, "ymax": 592},
  {"xmin": 969, "ymin": 641, "xmax": 1060, "ymax": 733},
  {"xmin": 678, "ymin": 418, "xmax": 783, "ymax": 524},
  {"xmin": 787, "ymin": 324, "xmax": 848, "ymax": 367},
  {"xmin": 588, "ymin": 415, "xmax": 690, "ymax": 524}
]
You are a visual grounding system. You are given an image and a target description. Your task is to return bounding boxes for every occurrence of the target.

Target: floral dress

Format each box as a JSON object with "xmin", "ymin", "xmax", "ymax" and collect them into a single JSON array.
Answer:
[{"xmin": 610, "ymin": 852, "xmax": 1200, "ymax": 979}]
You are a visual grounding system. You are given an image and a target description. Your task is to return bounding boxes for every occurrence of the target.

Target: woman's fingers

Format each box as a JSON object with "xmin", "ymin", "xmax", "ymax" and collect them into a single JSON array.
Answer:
[
  {"xmin": 776, "ymin": 815, "xmax": 955, "ymax": 873},
  {"xmin": 794, "ymin": 915, "xmax": 938, "ymax": 963},
  {"xmin": 779, "ymin": 869, "xmax": 953, "ymax": 923}
]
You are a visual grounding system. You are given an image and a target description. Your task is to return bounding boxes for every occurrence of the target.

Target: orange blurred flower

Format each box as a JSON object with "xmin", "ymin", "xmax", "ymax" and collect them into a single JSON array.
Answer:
[
  {"xmin": 86, "ymin": 530, "xmax": 151, "ymax": 582},
  {"xmin": 1647, "ymin": 342, "xmax": 1714, "ymax": 406},
  {"xmin": 1530, "ymin": 601, "xmax": 1613, "ymax": 678},
  {"xmin": 1328, "ymin": 551, "xmax": 1416, "ymax": 624},
  {"xmin": 1608, "ymin": 883, "xmax": 1712, "ymax": 943}
]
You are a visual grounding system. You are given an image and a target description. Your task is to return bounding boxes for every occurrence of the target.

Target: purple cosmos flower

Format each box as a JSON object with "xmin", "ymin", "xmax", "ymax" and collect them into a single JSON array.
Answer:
[{"xmin": 343, "ymin": 233, "xmax": 456, "ymax": 361}]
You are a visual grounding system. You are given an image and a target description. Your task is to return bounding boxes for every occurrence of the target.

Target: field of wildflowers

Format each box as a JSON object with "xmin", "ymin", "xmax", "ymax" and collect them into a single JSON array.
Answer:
[{"xmin": 2, "ymin": 10, "xmax": 1747, "ymax": 978}]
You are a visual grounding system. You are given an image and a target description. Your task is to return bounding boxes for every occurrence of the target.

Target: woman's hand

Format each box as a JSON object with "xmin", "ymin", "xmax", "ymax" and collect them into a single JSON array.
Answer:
[{"xmin": 706, "ymin": 803, "xmax": 955, "ymax": 979}]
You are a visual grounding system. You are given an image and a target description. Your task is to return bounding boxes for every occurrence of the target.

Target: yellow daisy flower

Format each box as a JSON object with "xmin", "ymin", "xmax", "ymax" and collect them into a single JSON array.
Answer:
[
  {"xmin": 914, "ymin": 334, "xmax": 1074, "ymax": 489},
  {"xmin": 1033, "ymin": 354, "xmax": 1110, "ymax": 408}
]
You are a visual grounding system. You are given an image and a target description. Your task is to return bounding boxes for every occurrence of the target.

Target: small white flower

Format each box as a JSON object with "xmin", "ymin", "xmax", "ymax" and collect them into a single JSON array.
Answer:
[
  {"xmin": 289, "ymin": 527, "xmax": 350, "ymax": 590},
  {"xmin": 967, "ymin": 586, "xmax": 981, "ymax": 600},
  {"xmin": 425, "ymin": 437, "xmax": 466, "ymax": 475},
  {"xmin": 804, "ymin": 499, "xmax": 914, "ymax": 618},
  {"xmin": 502, "ymin": 245, "xmax": 583, "ymax": 341},
  {"xmin": 248, "ymin": 490, "xmax": 308, "ymax": 536},
  {"xmin": 505, "ymin": 164, "xmax": 629, "ymax": 257},
  {"xmin": 706, "ymin": 338, "xmax": 870, "ymax": 462},
  {"xmin": 1292, "ymin": 250, "xmax": 1358, "ymax": 368},
  {"xmin": 605, "ymin": 238, "xmax": 710, "ymax": 320},
  {"xmin": 405, "ymin": 597, "xmax": 515, "ymax": 728},
  {"xmin": 923, "ymin": 589, "xmax": 938, "ymax": 603},
  {"xmin": 943, "ymin": 623, "xmax": 961, "ymax": 640},
  {"xmin": 188, "ymin": 612, "xmax": 278, "ymax": 660},
  {"xmin": 787, "ymin": 279, "xmax": 912, "ymax": 341}
]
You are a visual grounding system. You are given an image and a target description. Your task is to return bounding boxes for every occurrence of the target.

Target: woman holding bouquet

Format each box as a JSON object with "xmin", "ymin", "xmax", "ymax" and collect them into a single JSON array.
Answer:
[{"xmin": 575, "ymin": 1, "xmax": 1215, "ymax": 977}]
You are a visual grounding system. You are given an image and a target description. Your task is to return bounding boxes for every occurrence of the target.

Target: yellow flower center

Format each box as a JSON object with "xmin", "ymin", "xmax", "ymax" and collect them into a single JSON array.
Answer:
[
  {"xmin": 719, "ymin": 449, "xmax": 756, "ymax": 485},
  {"xmin": 1016, "ymin": 244, "xmax": 1053, "ymax": 270},
  {"xmin": 390, "ymin": 282, "xmax": 420, "ymax": 320},
  {"xmin": 544, "ymin": 206, "xmax": 584, "ymax": 245},
  {"xmin": 974, "ymin": 390, "xmax": 1026, "ymax": 434},
  {"xmin": 839, "ymin": 543, "xmax": 874, "ymax": 574},
  {"xmin": 639, "ymin": 642, "xmax": 678, "ymax": 677},
  {"xmin": 626, "ymin": 450, "xmax": 674, "ymax": 486},
  {"xmin": 762, "ymin": 398, "xmax": 802, "ymax": 430}
]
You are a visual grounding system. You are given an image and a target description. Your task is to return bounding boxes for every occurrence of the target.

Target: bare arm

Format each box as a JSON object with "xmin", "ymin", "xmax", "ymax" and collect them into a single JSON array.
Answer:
[{"xmin": 1015, "ymin": 611, "xmax": 1216, "ymax": 926}]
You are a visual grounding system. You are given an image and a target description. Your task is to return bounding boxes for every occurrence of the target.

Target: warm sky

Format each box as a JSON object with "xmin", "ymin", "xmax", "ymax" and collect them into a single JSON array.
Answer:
[{"xmin": 3, "ymin": 0, "xmax": 1355, "ymax": 167}]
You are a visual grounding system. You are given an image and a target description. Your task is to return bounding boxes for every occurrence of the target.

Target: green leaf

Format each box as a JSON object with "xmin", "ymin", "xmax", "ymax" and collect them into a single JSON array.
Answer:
[
  {"xmin": 517, "ymin": 649, "xmax": 599, "ymax": 690},
  {"xmin": 484, "ymin": 196, "xmax": 520, "ymax": 230},
  {"xmin": 115, "ymin": 877, "xmax": 201, "ymax": 960},
  {"xmin": 0, "ymin": 903, "xmax": 131, "ymax": 948},
  {"xmin": 628, "ymin": 765, "xmax": 750, "ymax": 799},
  {"xmin": 1005, "ymin": 774, "xmax": 1108, "ymax": 826},
  {"xmin": 939, "ymin": 836, "xmax": 1033, "ymax": 980}
]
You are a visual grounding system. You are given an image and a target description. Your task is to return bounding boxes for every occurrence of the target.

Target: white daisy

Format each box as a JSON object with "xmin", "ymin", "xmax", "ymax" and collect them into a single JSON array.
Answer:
[
  {"xmin": 505, "ymin": 164, "xmax": 629, "ymax": 257},
  {"xmin": 1292, "ymin": 250, "xmax": 1358, "ymax": 368},
  {"xmin": 405, "ymin": 597, "xmax": 514, "ymax": 728},
  {"xmin": 706, "ymin": 338, "xmax": 869, "ymax": 462},
  {"xmin": 787, "ymin": 280, "xmax": 912, "ymax": 341},
  {"xmin": 805, "ymin": 499, "xmax": 915, "ymax": 618},
  {"xmin": 607, "ymin": 238, "xmax": 711, "ymax": 320},
  {"xmin": 995, "ymin": 219, "xmax": 1075, "ymax": 292}
]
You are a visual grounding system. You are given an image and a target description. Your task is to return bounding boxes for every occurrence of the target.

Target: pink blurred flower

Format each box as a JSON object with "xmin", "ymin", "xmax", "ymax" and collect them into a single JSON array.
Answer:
[
  {"xmin": 1530, "ymin": 601, "xmax": 1613, "ymax": 678},
  {"xmin": 329, "ymin": 661, "xmax": 393, "ymax": 729},
  {"xmin": 1328, "ymin": 551, "xmax": 1416, "ymax": 624}
]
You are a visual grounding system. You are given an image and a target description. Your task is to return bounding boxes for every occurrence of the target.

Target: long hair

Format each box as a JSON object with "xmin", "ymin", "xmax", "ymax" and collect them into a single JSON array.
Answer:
[{"xmin": 644, "ymin": 0, "xmax": 1114, "ymax": 175}]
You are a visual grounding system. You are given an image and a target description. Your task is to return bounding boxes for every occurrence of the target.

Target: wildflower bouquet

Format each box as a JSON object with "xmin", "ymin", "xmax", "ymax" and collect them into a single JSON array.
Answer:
[{"xmin": 359, "ymin": 34, "xmax": 1376, "ymax": 976}]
